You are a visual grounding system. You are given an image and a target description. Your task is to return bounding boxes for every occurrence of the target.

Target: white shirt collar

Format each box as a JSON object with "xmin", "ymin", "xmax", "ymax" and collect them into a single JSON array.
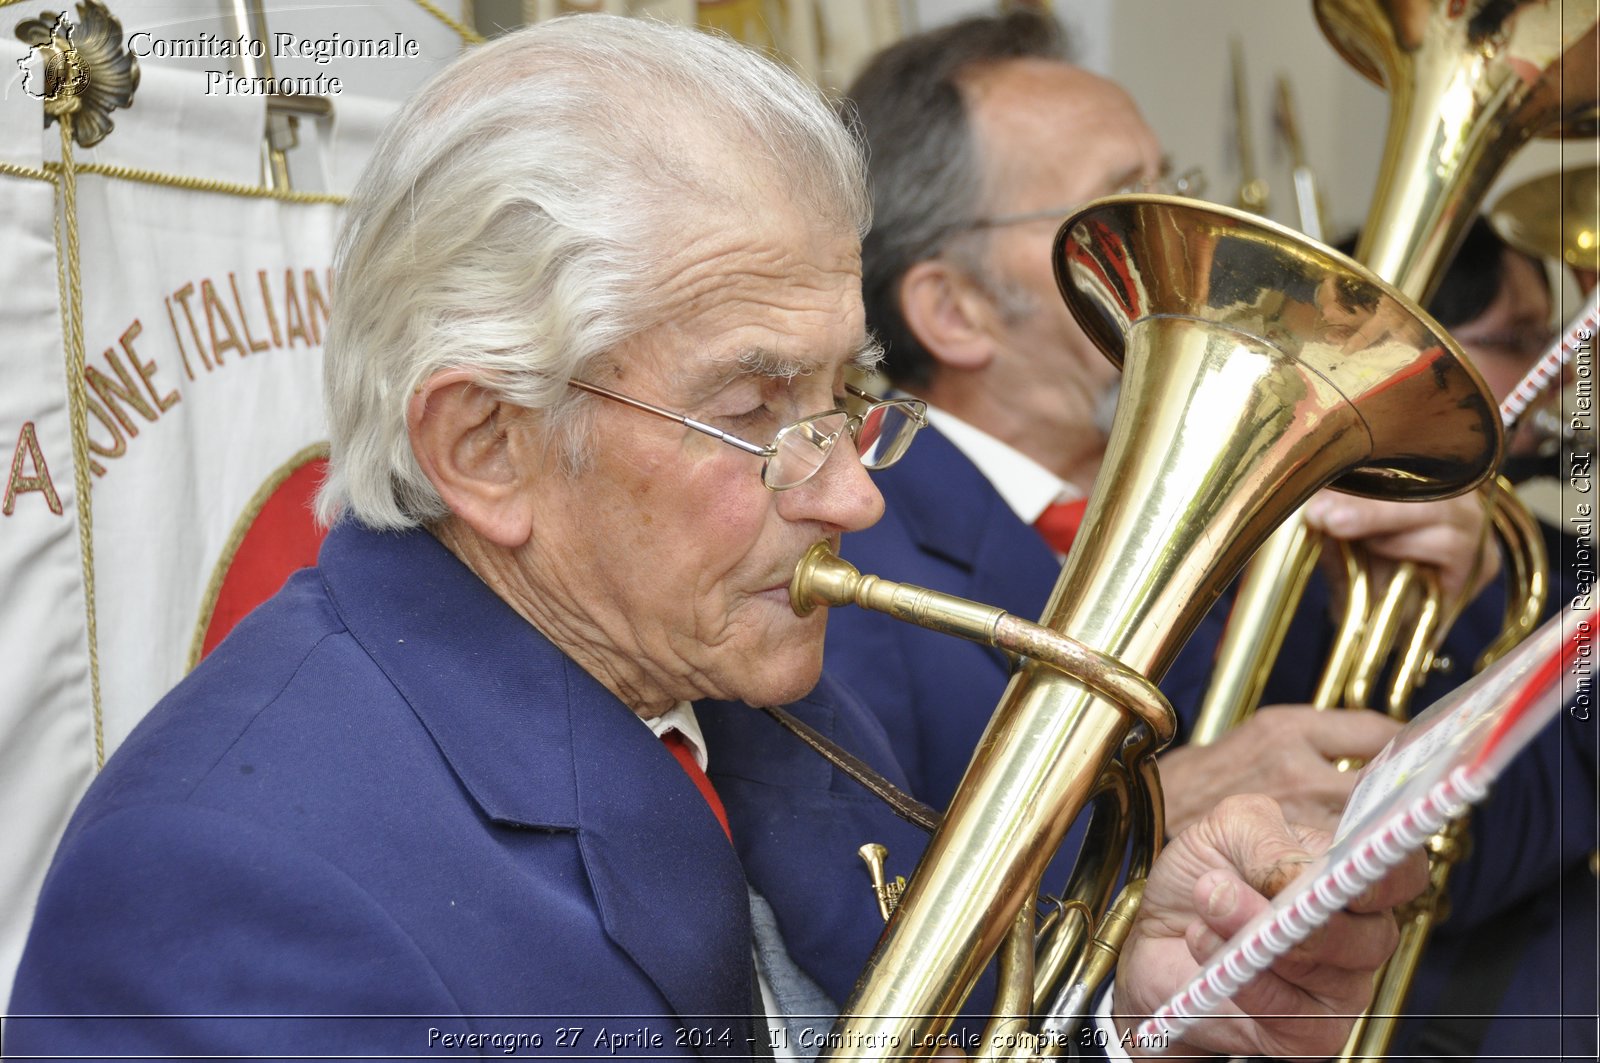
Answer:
[
  {"xmin": 641, "ymin": 701, "xmax": 709, "ymax": 771},
  {"xmin": 922, "ymin": 404, "xmax": 1080, "ymax": 524}
]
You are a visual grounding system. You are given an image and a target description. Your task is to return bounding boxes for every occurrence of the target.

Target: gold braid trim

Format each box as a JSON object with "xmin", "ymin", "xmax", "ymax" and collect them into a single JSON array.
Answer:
[
  {"xmin": 413, "ymin": 0, "xmax": 485, "ymax": 44},
  {"xmin": 54, "ymin": 116, "xmax": 105, "ymax": 769},
  {"xmin": 42, "ymin": 160, "xmax": 347, "ymax": 205},
  {"xmin": 0, "ymin": 160, "xmax": 55, "ymax": 183}
]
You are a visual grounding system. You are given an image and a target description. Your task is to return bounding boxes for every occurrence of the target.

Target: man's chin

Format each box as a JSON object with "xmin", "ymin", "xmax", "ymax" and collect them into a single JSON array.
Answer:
[{"xmin": 730, "ymin": 651, "xmax": 825, "ymax": 708}]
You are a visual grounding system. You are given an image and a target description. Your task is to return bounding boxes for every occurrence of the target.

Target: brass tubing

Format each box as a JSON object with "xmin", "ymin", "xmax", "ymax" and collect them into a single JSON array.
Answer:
[
  {"xmin": 1041, "ymin": 749, "xmax": 1165, "ymax": 1035},
  {"xmin": 1478, "ymin": 478, "xmax": 1551, "ymax": 670},
  {"xmin": 1340, "ymin": 816, "xmax": 1471, "ymax": 1062},
  {"xmin": 1190, "ymin": 509, "xmax": 1323, "ymax": 744},
  {"xmin": 791, "ymin": 544, "xmax": 1174, "ymax": 744},
  {"xmin": 820, "ymin": 310, "xmax": 1455, "ymax": 1054},
  {"xmin": 1313, "ymin": 541, "xmax": 1372, "ymax": 708},
  {"xmin": 1307, "ymin": 11, "xmax": 1595, "ymax": 1050},
  {"xmin": 976, "ymin": 906, "xmax": 1039, "ymax": 1063},
  {"xmin": 1383, "ymin": 570, "xmax": 1442, "ymax": 716},
  {"xmin": 1345, "ymin": 563, "xmax": 1418, "ymax": 709},
  {"xmin": 1032, "ymin": 768, "xmax": 1133, "ymax": 1002},
  {"xmin": 1318, "ymin": 0, "xmax": 1600, "ymax": 304}
]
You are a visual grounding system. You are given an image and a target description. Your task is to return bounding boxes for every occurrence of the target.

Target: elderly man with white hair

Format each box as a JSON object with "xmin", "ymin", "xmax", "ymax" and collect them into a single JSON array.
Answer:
[{"xmin": 8, "ymin": 15, "xmax": 1420, "ymax": 1060}]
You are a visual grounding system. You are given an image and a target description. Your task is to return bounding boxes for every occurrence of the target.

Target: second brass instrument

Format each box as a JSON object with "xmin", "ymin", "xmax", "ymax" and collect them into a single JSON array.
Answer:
[
  {"xmin": 1198, "ymin": 0, "xmax": 1597, "ymax": 732},
  {"xmin": 1194, "ymin": 3, "xmax": 1596, "ymax": 1058}
]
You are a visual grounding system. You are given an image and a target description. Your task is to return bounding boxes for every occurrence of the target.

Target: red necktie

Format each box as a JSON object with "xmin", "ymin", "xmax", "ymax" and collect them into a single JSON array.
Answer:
[
  {"xmin": 661, "ymin": 731, "xmax": 732, "ymax": 842},
  {"xmin": 1034, "ymin": 497, "xmax": 1088, "ymax": 556}
]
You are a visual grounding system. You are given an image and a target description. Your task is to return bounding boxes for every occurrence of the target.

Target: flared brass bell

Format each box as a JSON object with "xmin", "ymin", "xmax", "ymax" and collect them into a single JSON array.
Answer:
[{"xmin": 1491, "ymin": 165, "xmax": 1600, "ymax": 273}]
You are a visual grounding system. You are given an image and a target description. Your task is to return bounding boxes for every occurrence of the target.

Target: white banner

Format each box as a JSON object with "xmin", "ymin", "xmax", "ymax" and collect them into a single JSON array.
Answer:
[{"xmin": 0, "ymin": 0, "xmax": 476, "ymax": 1004}]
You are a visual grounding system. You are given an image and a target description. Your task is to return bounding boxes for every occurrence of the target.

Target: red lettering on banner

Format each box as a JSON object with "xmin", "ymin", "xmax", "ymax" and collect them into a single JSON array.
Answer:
[
  {"xmin": 165, "ymin": 296, "xmax": 198, "ymax": 380},
  {"xmin": 201, "ymin": 278, "xmax": 246, "ymax": 364},
  {"xmin": 3, "ymin": 421, "xmax": 63, "ymax": 516},
  {"xmin": 120, "ymin": 320, "xmax": 181, "ymax": 413},
  {"xmin": 86, "ymin": 346, "xmax": 158, "ymax": 436},
  {"xmin": 229, "ymin": 272, "xmax": 271, "ymax": 354},
  {"xmin": 84, "ymin": 394, "xmax": 122, "ymax": 476},
  {"xmin": 171, "ymin": 282, "xmax": 213, "ymax": 372},
  {"xmin": 303, "ymin": 269, "xmax": 332, "ymax": 346},
  {"xmin": 283, "ymin": 270, "xmax": 311, "ymax": 349},
  {"xmin": 71, "ymin": 264, "xmax": 330, "ymax": 480},
  {"xmin": 257, "ymin": 269, "xmax": 284, "ymax": 348}
]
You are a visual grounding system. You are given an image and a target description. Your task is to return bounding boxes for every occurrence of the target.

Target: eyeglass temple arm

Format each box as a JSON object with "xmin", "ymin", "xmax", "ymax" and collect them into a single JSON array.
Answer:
[
  {"xmin": 568, "ymin": 378, "xmax": 773, "ymax": 457},
  {"xmin": 683, "ymin": 418, "xmax": 770, "ymax": 456}
]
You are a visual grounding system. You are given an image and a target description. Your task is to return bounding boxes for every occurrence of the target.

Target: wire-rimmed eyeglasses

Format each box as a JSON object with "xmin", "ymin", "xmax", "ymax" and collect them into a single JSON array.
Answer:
[
  {"xmin": 567, "ymin": 379, "xmax": 928, "ymax": 491},
  {"xmin": 960, "ymin": 167, "xmax": 1208, "ymax": 232}
]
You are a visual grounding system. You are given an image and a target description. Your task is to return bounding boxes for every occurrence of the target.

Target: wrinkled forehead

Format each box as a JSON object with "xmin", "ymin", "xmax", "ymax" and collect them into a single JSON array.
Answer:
[{"xmin": 618, "ymin": 206, "xmax": 869, "ymax": 392}]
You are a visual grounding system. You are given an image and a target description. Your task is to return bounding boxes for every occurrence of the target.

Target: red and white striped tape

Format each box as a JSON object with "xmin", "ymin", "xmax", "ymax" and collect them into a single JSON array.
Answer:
[{"xmin": 1500, "ymin": 288, "xmax": 1600, "ymax": 429}]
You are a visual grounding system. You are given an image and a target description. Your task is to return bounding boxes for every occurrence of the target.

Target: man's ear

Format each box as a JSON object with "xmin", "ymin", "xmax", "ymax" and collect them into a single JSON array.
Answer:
[
  {"xmin": 408, "ymin": 369, "xmax": 539, "ymax": 549},
  {"xmin": 898, "ymin": 258, "xmax": 997, "ymax": 372}
]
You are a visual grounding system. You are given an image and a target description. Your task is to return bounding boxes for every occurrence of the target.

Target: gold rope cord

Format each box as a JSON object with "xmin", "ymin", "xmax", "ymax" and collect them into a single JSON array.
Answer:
[
  {"xmin": 44, "ymin": 160, "xmax": 347, "ymax": 205},
  {"xmin": 0, "ymin": 159, "xmax": 54, "ymax": 183},
  {"xmin": 53, "ymin": 116, "xmax": 105, "ymax": 768},
  {"xmin": 413, "ymin": 0, "xmax": 485, "ymax": 44}
]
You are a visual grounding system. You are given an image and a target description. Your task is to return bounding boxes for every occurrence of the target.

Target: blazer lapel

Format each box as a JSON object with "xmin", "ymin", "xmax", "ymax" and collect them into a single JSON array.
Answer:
[{"xmin": 570, "ymin": 693, "xmax": 760, "ymax": 1056}]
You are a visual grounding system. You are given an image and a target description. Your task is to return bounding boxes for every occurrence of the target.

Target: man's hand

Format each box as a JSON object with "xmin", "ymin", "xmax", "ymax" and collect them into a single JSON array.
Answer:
[
  {"xmin": 1159, "ymin": 707, "xmax": 1400, "ymax": 836},
  {"xmin": 1304, "ymin": 490, "xmax": 1497, "ymax": 602},
  {"xmin": 1114, "ymin": 794, "xmax": 1428, "ymax": 1061}
]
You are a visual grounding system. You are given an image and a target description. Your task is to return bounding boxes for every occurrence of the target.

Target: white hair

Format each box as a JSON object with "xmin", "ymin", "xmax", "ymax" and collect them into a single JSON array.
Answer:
[{"xmin": 316, "ymin": 15, "xmax": 870, "ymax": 530}]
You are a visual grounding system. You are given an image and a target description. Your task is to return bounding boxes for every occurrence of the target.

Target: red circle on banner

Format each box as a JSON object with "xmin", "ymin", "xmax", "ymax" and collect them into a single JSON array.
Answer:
[{"xmin": 195, "ymin": 450, "xmax": 329, "ymax": 663}]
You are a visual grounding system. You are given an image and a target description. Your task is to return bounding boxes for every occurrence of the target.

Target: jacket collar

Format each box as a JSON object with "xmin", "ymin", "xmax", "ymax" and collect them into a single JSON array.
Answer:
[{"xmin": 316, "ymin": 523, "xmax": 756, "ymax": 1044}]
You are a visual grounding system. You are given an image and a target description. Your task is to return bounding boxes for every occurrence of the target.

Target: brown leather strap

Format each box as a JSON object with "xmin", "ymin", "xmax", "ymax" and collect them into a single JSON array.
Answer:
[{"xmin": 756, "ymin": 703, "xmax": 941, "ymax": 834}]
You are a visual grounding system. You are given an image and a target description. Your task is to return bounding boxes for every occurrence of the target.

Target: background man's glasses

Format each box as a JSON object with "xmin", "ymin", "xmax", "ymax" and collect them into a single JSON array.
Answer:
[
  {"xmin": 568, "ymin": 379, "xmax": 928, "ymax": 491},
  {"xmin": 960, "ymin": 167, "xmax": 1208, "ymax": 231}
]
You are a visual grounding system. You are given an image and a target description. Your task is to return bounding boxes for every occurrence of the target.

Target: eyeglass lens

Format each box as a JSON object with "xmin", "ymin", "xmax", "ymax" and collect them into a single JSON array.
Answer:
[
  {"xmin": 856, "ymin": 403, "xmax": 917, "ymax": 468},
  {"xmin": 763, "ymin": 403, "xmax": 921, "ymax": 490}
]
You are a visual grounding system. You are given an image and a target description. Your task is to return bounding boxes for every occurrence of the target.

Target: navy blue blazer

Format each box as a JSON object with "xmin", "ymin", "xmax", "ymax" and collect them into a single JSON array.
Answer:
[
  {"xmin": 6, "ymin": 522, "xmax": 922, "ymax": 1059},
  {"xmin": 825, "ymin": 424, "xmax": 1597, "ymax": 1062}
]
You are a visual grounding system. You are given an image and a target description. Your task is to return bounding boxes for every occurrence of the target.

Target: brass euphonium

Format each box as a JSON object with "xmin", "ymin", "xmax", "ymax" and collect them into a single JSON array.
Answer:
[{"xmin": 788, "ymin": 195, "xmax": 1501, "ymax": 1060}]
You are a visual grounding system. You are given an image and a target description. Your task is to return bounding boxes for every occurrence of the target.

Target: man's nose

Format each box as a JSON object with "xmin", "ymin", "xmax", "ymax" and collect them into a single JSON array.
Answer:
[{"xmin": 780, "ymin": 439, "xmax": 885, "ymax": 533}]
